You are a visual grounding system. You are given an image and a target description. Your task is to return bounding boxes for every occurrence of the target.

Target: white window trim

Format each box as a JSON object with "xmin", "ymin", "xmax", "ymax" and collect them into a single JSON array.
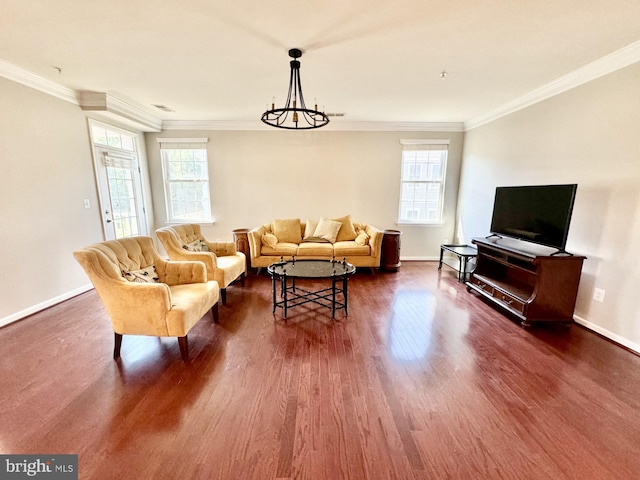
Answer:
[
  {"xmin": 158, "ymin": 137, "xmax": 213, "ymax": 223},
  {"xmin": 397, "ymin": 139, "xmax": 449, "ymax": 226}
]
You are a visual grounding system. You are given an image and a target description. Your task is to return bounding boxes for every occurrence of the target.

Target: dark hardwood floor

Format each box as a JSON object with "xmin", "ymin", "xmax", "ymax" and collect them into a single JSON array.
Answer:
[{"xmin": 2, "ymin": 262, "xmax": 640, "ymax": 479}]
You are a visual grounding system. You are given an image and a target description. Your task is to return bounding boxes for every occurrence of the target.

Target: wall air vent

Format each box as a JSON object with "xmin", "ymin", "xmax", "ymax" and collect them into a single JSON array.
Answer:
[
  {"xmin": 326, "ymin": 113, "xmax": 346, "ymax": 117},
  {"xmin": 152, "ymin": 104, "xmax": 175, "ymax": 112}
]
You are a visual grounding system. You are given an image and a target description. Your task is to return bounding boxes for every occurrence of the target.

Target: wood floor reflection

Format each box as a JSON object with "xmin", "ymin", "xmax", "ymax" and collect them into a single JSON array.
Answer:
[{"xmin": 2, "ymin": 261, "xmax": 639, "ymax": 479}]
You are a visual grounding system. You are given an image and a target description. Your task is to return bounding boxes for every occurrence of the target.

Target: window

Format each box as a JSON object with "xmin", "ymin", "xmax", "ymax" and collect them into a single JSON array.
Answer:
[
  {"xmin": 158, "ymin": 138, "xmax": 212, "ymax": 223},
  {"xmin": 91, "ymin": 124, "xmax": 136, "ymax": 151},
  {"xmin": 398, "ymin": 140, "xmax": 449, "ymax": 224}
]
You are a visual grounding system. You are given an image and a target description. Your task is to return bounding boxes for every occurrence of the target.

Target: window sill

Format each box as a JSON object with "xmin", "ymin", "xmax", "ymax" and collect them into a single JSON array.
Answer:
[
  {"xmin": 165, "ymin": 220, "xmax": 216, "ymax": 226},
  {"xmin": 397, "ymin": 222, "xmax": 445, "ymax": 227}
]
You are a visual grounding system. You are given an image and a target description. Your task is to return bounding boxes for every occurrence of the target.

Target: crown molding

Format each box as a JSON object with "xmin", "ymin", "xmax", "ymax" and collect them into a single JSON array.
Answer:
[
  {"xmin": 465, "ymin": 40, "xmax": 640, "ymax": 131},
  {"xmin": 0, "ymin": 59, "xmax": 78, "ymax": 104},
  {"xmin": 161, "ymin": 119, "xmax": 465, "ymax": 132},
  {"xmin": 0, "ymin": 59, "xmax": 162, "ymax": 132},
  {"xmin": 78, "ymin": 91, "xmax": 162, "ymax": 132}
]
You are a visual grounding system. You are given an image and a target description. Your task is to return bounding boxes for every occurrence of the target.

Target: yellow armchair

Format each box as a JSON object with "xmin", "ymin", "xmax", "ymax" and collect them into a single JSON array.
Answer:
[
  {"xmin": 156, "ymin": 224, "xmax": 246, "ymax": 304},
  {"xmin": 73, "ymin": 236, "xmax": 220, "ymax": 361}
]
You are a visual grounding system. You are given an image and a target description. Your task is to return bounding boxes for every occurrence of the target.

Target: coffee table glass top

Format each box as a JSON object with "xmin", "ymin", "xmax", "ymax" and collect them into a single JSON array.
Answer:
[{"xmin": 267, "ymin": 259, "xmax": 355, "ymax": 278}]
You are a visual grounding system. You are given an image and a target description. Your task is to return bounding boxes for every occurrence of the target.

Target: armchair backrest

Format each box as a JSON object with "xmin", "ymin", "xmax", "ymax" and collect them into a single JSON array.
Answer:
[
  {"xmin": 74, "ymin": 236, "xmax": 161, "ymax": 284},
  {"xmin": 156, "ymin": 224, "xmax": 203, "ymax": 255},
  {"xmin": 73, "ymin": 237, "xmax": 175, "ymax": 335},
  {"xmin": 156, "ymin": 225, "xmax": 218, "ymax": 278}
]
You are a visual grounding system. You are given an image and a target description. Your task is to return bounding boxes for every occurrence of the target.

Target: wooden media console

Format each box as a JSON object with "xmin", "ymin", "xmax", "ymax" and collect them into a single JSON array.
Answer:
[{"xmin": 466, "ymin": 237, "xmax": 586, "ymax": 326}]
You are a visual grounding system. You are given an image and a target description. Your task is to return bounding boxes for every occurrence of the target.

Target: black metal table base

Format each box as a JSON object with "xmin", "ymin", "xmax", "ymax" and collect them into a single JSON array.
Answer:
[{"xmin": 272, "ymin": 275, "xmax": 349, "ymax": 319}]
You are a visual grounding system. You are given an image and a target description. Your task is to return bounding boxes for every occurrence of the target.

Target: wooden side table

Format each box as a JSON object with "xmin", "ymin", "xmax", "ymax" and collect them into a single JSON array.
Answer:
[
  {"xmin": 381, "ymin": 229, "xmax": 402, "ymax": 271},
  {"xmin": 232, "ymin": 228, "xmax": 250, "ymax": 272}
]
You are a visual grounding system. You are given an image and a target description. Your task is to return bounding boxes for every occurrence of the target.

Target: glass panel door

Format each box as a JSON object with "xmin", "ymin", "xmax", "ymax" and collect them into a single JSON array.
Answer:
[{"xmin": 89, "ymin": 121, "xmax": 147, "ymax": 240}]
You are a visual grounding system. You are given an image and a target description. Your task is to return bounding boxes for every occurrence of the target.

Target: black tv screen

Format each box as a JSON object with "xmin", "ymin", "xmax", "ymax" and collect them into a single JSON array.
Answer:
[{"xmin": 490, "ymin": 184, "xmax": 577, "ymax": 251}]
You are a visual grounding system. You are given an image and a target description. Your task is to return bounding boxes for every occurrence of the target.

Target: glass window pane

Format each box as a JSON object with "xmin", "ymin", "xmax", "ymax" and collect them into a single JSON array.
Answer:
[
  {"xmin": 398, "ymin": 148, "xmax": 447, "ymax": 223},
  {"xmin": 121, "ymin": 135, "xmax": 135, "ymax": 151},
  {"xmin": 107, "ymin": 130, "xmax": 121, "ymax": 148},
  {"xmin": 162, "ymin": 147, "xmax": 211, "ymax": 222}
]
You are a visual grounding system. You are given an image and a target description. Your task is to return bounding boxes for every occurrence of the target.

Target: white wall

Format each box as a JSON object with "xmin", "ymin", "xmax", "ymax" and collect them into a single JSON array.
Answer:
[
  {"xmin": 0, "ymin": 78, "xmax": 152, "ymax": 326},
  {"xmin": 456, "ymin": 62, "xmax": 640, "ymax": 351},
  {"xmin": 145, "ymin": 129, "xmax": 464, "ymax": 259}
]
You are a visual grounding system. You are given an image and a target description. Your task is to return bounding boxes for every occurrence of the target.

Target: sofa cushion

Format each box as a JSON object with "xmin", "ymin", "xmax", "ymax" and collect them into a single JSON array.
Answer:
[
  {"xmin": 261, "ymin": 243, "xmax": 299, "ymax": 257},
  {"xmin": 303, "ymin": 219, "xmax": 318, "ymax": 239},
  {"xmin": 272, "ymin": 218, "xmax": 302, "ymax": 244},
  {"xmin": 314, "ymin": 218, "xmax": 342, "ymax": 243},
  {"xmin": 334, "ymin": 241, "xmax": 371, "ymax": 257},
  {"xmin": 297, "ymin": 242, "xmax": 334, "ymax": 256},
  {"xmin": 333, "ymin": 214, "xmax": 358, "ymax": 242},
  {"xmin": 355, "ymin": 229, "xmax": 370, "ymax": 246},
  {"xmin": 302, "ymin": 236, "xmax": 330, "ymax": 243},
  {"xmin": 262, "ymin": 233, "xmax": 278, "ymax": 247}
]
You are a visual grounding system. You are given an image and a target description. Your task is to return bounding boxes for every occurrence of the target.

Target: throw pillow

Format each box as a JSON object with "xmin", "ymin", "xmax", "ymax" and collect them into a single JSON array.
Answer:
[
  {"xmin": 122, "ymin": 265, "xmax": 159, "ymax": 283},
  {"xmin": 355, "ymin": 229, "xmax": 370, "ymax": 246},
  {"xmin": 333, "ymin": 214, "xmax": 357, "ymax": 242},
  {"xmin": 303, "ymin": 219, "xmax": 318, "ymax": 239},
  {"xmin": 272, "ymin": 218, "xmax": 302, "ymax": 244},
  {"xmin": 262, "ymin": 232, "xmax": 278, "ymax": 247},
  {"xmin": 313, "ymin": 218, "xmax": 342, "ymax": 243},
  {"xmin": 182, "ymin": 239, "xmax": 208, "ymax": 252},
  {"xmin": 302, "ymin": 236, "xmax": 331, "ymax": 243}
]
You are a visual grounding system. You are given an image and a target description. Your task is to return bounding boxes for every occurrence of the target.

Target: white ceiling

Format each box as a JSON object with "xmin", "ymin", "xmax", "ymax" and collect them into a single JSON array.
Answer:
[{"xmin": 2, "ymin": 0, "xmax": 640, "ymax": 129}]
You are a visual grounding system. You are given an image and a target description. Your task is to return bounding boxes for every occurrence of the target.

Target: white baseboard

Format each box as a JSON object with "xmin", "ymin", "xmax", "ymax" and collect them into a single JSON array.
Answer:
[
  {"xmin": 400, "ymin": 256, "xmax": 440, "ymax": 261},
  {"xmin": 573, "ymin": 315, "xmax": 640, "ymax": 355},
  {"xmin": 0, "ymin": 284, "xmax": 94, "ymax": 329}
]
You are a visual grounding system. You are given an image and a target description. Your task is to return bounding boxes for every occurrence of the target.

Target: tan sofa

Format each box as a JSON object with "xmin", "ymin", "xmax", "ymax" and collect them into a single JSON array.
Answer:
[{"xmin": 248, "ymin": 216, "xmax": 383, "ymax": 269}]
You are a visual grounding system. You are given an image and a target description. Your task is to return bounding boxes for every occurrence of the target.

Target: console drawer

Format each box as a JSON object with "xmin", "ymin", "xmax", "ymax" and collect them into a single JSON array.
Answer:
[
  {"xmin": 470, "ymin": 277, "xmax": 494, "ymax": 296},
  {"xmin": 495, "ymin": 291, "xmax": 526, "ymax": 314}
]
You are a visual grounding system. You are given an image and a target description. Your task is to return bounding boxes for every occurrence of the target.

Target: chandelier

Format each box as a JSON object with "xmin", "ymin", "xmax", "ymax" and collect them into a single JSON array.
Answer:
[{"xmin": 261, "ymin": 48, "xmax": 329, "ymax": 130}]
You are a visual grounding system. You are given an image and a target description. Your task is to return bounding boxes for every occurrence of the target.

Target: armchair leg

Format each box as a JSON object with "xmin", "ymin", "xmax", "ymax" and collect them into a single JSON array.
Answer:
[
  {"xmin": 241, "ymin": 272, "xmax": 246, "ymax": 287},
  {"xmin": 212, "ymin": 302, "xmax": 219, "ymax": 323},
  {"xmin": 178, "ymin": 336, "xmax": 189, "ymax": 361},
  {"xmin": 114, "ymin": 333, "xmax": 123, "ymax": 359},
  {"xmin": 221, "ymin": 288, "xmax": 227, "ymax": 305}
]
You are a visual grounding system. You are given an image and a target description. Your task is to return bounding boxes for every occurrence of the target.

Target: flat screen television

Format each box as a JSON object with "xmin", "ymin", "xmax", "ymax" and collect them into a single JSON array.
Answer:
[{"xmin": 489, "ymin": 184, "xmax": 577, "ymax": 252}]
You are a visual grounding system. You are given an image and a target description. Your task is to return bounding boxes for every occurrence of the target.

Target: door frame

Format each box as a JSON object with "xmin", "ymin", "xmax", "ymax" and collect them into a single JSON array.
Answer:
[{"xmin": 87, "ymin": 119, "xmax": 148, "ymax": 240}]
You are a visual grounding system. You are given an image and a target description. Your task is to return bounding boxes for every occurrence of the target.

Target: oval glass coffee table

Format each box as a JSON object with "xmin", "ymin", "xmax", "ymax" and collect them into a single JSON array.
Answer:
[{"xmin": 267, "ymin": 258, "xmax": 356, "ymax": 319}]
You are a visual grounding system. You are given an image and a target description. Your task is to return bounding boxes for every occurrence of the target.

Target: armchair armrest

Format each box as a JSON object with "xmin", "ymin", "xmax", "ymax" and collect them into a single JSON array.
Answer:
[
  {"xmin": 156, "ymin": 258, "xmax": 208, "ymax": 285},
  {"xmin": 203, "ymin": 240, "xmax": 237, "ymax": 256},
  {"xmin": 107, "ymin": 281, "xmax": 173, "ymax": 336},
  {"xmin": 365, "ymin": 225, "xmax": 384, "ymax": 258},
  {"xmin": 248, "ymin": 226, "xmax": 267, "ymax": 262}
]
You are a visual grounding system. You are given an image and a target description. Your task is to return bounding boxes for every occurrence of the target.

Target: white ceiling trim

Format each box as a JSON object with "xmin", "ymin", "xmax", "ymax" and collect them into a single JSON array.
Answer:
[
  {"xmin": 160, "ymin": 119, "xmax": 465, "ymax": 132},
  {"xmin": 464, "ymin": 39, "xmax": 640, "ymax": 131},
  {"xmin": 78, "ymin": 91, "xmax": 162, "ymax": 132},
  {"xmin": 0, "ymin": 59, "xmax": 77, "ymax": 104},
  {"xmin": 0, "ymin": 59, "xmax": 162, "ymax": 132}
]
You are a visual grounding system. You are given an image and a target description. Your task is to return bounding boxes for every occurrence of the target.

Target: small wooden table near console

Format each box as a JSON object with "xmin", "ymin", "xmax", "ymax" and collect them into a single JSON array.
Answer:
[{"xmin": 466, "ymin": 237, "xmax": 586, "ymax": 327}]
